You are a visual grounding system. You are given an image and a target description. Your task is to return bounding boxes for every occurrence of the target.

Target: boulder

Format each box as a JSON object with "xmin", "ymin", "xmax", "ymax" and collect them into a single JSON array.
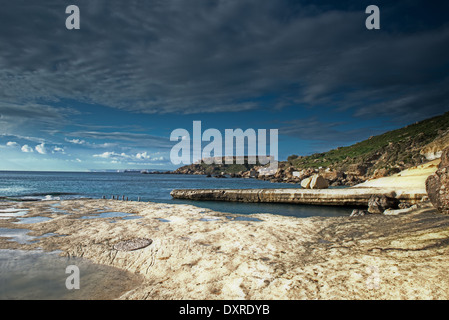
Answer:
[
  {"xmin": 440, "ymin": 148, "xmax": 449, "ymax": 168},
  {"xmin": 348, "ymin": 164, "xmax": 367, "ymax": 176},
  {"xmin": 301, "ymin": 174, "xmax": 329, "ymax": 189},
  {"xmin": 295, "ymin": 168, "xmax": 314, "ymax": 181},
  {"xmin": 372, "ymin": 168, "xmax": 389, "ymax": 179},
  {"xmin": 249, "ymin": 169, "xmax": 258, "ymax": 178},
  {"xmin": 426, "ymin": 147, "xmax": 449, "ymax": 214},
  {"xmin": 383, "ymin": 205, "xmax": 418, "ymax": 216},
  {"xmin": 300, "ymin": 177, "xmax": 312, "ymax": 189},
  {"xmin": 310, "ymin": 174, "xmax": 329, "ymax": 189},
  {"xmin": 321, "ymin": 170, "xmax": 344, "ymax": 183},
  {"xmin": 350, "ymin": 209, "xmax": 369, "ymax": 217},
  {"xmin": 398, "ymin": 202, "xmax": 412, "ymax": 209},
  {"xmin": 368, "ymin": 195, "xmax": 399, "ymax": 214}
]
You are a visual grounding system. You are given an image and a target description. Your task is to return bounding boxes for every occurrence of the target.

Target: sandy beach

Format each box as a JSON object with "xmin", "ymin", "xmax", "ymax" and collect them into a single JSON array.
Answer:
[{"xmin": 1, "ymin": 192, "xmax": 449, "ymax": 300}]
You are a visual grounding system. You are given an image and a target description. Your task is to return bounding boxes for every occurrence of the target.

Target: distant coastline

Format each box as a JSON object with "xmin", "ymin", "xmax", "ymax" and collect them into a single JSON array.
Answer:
[{"xmin": 171, "ymin": 111, "xmax": 449, "ymax": 187}]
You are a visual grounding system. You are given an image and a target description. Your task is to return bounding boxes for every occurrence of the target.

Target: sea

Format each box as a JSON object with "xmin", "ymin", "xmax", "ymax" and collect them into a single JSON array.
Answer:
[{"xmin": 0, "ymin": 171, "xmax": 353, "ymax": 218}]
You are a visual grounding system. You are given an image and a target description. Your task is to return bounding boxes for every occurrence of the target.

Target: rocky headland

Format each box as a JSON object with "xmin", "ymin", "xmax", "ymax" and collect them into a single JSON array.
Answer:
[
  {"xmin": 171, "ymin": 158, "xmax": 439, "ymax": 213},
  {"xmin": 171, "ymin": 111, "xmax": 449, "ymax": 188}
]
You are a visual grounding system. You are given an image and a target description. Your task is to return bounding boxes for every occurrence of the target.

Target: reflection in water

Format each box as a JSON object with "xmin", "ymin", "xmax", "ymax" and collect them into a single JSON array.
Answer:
[
  {"xmin": 0, "ymin": 249, "xmax": 143, "ymax": 300},
  {"xmin": 172, "ymin": 199, "xmax": 355, "ymax": 218},
  {"xmin": 80, "ymin": 211, "xmax": 142, "ymax": 220},
  {"xmin": 14, "ymin": 216, "xmax": 53, "ymax": 224},
  {"xmin": 228, "ymin": 216, "xmax": 263, "ymax": 222}
]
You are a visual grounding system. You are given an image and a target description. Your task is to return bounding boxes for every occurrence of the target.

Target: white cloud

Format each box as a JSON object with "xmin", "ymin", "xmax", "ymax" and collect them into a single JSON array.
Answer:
[
  {"xmin": 52, "ymin": 146, "xmax": 65, "ymax": 154},
  {"xmin": 136, "ymin": 152, "xmax": 151, "ymax": 160},
  {"xmin": 6, "ymin": 141, "xmax": 19, "ymax": 147},
  {"xmin": 65, "ymin": 138, "xmax": 86, "ymax": 145},
  {"xmin": 21, "ymin": 144, "xmax": 34, "ymax": 153},
  {"xmin": 93, "ymin": 151, "xmax": 128, "ymax": 159},
  {"xmin": 35, "ymin": 143, "xmax": 48, "ymax": 154},
  {"xmin": 93, "ymin": 151, "xmax": 160, "ymax": 162},
  {"xmin": 64, "ymin": 137, "xmax": 117, "ymax": 149}
]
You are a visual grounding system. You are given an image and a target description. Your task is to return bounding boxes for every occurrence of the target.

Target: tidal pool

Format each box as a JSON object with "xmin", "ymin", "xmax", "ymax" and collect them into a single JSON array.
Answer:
[
  {"xmin": 0, "ymin": 228, "xmax": 37, "ymax": 244},
  {"xmin": 80, "ymin": 211, "xmax": 141, "ymax": 220},
  {"xmin": 0, "ymin": 208, "xmax": 29, "ymax": 219},
  {"xmin": 0, "ymin": 227, "xmax": 61, "ymax": 244},
  {"xmin": 0, "ymin": 249, "xmax": 143, "ymax": 300},
  {"xmin": 15, "ymin": 216, "xmax": 52, "ymax": 224},
  {"xmin": 227, "ymin": 216, "xmax": 263, "ymax": 222}
]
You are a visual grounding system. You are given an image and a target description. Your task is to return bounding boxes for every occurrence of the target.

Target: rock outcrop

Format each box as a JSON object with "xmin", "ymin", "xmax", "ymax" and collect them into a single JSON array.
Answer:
[
  {"xmin": 350, "ymin": 209, "xmax": 369, "ymax": 217},
  {"xmin": 420, "ymin": 130, "xmax": 449, "ymax": 160},
  {"xmin": 300, "ymin": 176, "xmax": 312, "ymax": 189},
  {"xmin": 300, "ymin": 174, "xmax": 329, "ymax": 189},
  {"xmin": 368, "ymin": 194, "xmax": 399, "ymax": 214},
  {"xmin": 426, "ymin": 147, "xmax": 449, "ymax": 214},
  {"xmin": 310, "ymin": 175, "xmax": 329, "ymax": 189},
  {"xmin": 170, "ymin": 112, "xmax": 449, "ymax": 188}
]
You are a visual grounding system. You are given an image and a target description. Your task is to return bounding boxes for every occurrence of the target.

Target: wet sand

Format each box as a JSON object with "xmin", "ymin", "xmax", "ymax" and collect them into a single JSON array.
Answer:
[{"xmin": 1, "ymin": 198, "xmax": 449, "ymax": 300}]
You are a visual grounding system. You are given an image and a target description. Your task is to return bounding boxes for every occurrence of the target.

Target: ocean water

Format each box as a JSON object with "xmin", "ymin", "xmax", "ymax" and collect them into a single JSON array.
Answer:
[{"xmin": 0, "ymin": 171, "xmax": 353, "ymax": 218}]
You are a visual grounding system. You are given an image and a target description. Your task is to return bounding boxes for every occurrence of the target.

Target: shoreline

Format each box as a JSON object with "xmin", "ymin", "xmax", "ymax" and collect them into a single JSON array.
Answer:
[
  {"xmin": 170, "ymin": 160, "xmax": 438, "ymax": 206},
  {"xmin": 2, "ymin": 198, "xmax": 449, "ymax": 299}
]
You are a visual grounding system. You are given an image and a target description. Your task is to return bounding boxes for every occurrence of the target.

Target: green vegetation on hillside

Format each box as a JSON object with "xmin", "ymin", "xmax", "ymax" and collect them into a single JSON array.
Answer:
[
  {"xmin": 174, "ymin": 111, "xmax": 449, "ymax": 178},
  {"xmin": 290, "ymin": 111, "xmax": 449, "ymax": 174}
]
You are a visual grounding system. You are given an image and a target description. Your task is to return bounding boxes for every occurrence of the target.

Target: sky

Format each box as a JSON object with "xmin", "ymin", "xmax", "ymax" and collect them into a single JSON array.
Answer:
[{"xmin": 0, "ymin": 0, "xmax": 448, "ymax": 171}]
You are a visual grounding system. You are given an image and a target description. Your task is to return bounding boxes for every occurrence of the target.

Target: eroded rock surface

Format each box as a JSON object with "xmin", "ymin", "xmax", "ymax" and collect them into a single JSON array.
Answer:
[{"xmin": 1, "ymin": 199, "xmax": 449, "ymax": 300}]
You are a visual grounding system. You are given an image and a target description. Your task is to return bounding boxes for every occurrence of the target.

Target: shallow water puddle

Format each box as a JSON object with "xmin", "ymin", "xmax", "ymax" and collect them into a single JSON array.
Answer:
[
  {"xmin": 227, "ymin": 216, "xmax": 263, "ymax": 222},
  {"xmin": 15, "ymin": 216, "xmax": 52, "ymax": 224},
  {"xmin": 47, "ymin": 203, "xmax": 72, "ymax": 215},
  {"xmin": 0, "ymin": 228, "xmax": 37, "ymax": 244},
  {"xmin": 50, "ymin": 208, "xmax": 70, "ymax": 215},
  {"xmin": 199, "ymin": 217, "xmax": 222, "ymax": 222},
  {"xmin": 123, "ymin": 215, "xmax": 143, "ymax": 220},
  {"xmin": 0, "ymin": 227, "xmax": 58, "ymax": 244},
  {"xmin": 80, "ymin": 211, "xmax": 142, "ymax": 220},
  {"xmin": 156, "ymin": 218, "xmax": 171, "ymax": 223},
  {"xmin": 0, "ymin": 249, "xmax": 143, "ymax": 299},
  {"xmin": 0, "ymin": 209, "xmax": 29, "ymax": 219},
  {"xmin": 0, "ymin": 208, "xmax": 25, "ymax": 213},
  {"xmin": 107, "ymin": 215, "xmax": 144, "ymax": 223}
]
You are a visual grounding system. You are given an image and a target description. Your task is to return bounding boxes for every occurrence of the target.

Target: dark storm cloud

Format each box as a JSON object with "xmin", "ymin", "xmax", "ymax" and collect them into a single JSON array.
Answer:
[
  {"xmin": 0, "ymin": 102, "xmax": 77, "ymax": 134},
  {"xmin": 279, "ymin": 117, "xmax": 383, "ymax": 144},
  {"xmin": 0, "ymin": 0, "xmax": 448, "ymax": 121}
]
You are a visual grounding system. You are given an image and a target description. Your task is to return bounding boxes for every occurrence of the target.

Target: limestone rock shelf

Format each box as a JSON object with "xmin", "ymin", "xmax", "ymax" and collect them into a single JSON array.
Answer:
[
  {"xmin": 170, "ymin": 187, "xmax": 426, "ymax": 206},
  {"xmin": 171, "ymin": 160, "xmax": 438, "ymax": 206}
]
